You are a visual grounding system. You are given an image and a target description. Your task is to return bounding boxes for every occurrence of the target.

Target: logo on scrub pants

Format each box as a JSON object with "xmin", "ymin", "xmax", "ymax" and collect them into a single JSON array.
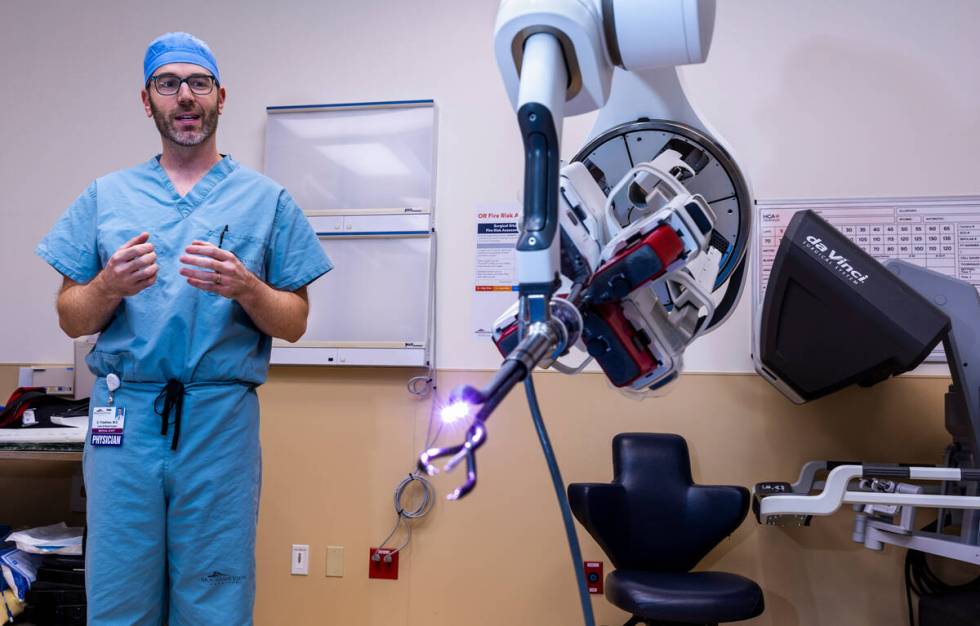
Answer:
[{"xmin": 201, "ymin": 571, "xmax": 246, "ymax": 586}]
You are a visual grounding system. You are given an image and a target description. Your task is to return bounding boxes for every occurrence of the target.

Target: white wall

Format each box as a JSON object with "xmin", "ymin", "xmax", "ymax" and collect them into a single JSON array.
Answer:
[{"xmin": 1, "ymin": 0, "xmax": 978, "ymax": 372}]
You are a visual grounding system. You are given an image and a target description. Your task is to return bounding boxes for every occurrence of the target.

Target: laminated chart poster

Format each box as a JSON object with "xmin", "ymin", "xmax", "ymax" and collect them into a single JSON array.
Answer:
[
  {"xmin": 473, "ymin": 206, "xmax": 521, "ymax": 337},
  {"xmin": 754, "ymin": 196, "xmax": 980, "ymax": 362}
]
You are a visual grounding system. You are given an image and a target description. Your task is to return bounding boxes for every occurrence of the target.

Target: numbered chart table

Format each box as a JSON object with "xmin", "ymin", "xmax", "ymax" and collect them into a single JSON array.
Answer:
[{"xmin": 754, "ymin": 197, "xmax": 980, "ymax": 362}]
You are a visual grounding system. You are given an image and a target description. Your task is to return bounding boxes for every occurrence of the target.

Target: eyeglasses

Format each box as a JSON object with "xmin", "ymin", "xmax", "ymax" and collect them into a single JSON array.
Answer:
[{"xmin": 147, "ymin": 73, "xmax": 217, "ymax": 96}]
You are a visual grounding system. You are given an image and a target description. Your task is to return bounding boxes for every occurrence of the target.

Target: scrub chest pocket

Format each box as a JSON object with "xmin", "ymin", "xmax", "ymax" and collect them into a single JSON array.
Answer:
[{"xmin": 206, "ymin": 228, "xmax": 268, "ymax": 278}]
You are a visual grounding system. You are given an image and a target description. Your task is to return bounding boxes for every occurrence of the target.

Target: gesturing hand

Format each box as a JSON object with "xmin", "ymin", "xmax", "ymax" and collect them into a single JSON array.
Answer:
[
  {"xmin": 99, "ymin": 232, "xmax": 158, "ymax": 297},
  {"xmin": 179, "ymin": 240, "xmax": 258, "ymax": 300}
]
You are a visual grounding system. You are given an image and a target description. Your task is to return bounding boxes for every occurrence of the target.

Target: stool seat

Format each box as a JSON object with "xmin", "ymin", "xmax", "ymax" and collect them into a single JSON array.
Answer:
[{"xmin": 606, "ymin": 570, "xmax": 764, "ymax": 624}]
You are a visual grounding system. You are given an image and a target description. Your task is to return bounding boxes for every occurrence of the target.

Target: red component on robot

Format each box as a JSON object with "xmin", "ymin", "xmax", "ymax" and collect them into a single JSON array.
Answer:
[
  {"xmin": 588, "ymin": 224, "xmax": 685, "ymax": 303},
  {"xmin": 581, "ymin": 302, "xmax": 659, "ymax": 388},
  {"xmin": 493, "ymin": 319, "xmax": 520, "ymax": 358}
]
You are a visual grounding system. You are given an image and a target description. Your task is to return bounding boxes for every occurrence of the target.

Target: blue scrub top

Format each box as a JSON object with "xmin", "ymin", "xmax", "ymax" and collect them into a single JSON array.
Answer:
[{"xmin": 36, "ymin": 155, "xmax": 333, "ymax": 385}]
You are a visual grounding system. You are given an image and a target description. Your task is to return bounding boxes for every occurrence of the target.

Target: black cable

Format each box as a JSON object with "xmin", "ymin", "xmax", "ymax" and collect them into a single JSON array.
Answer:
[
  {"xmin": 524, "ymin": 375, "xmax": 596, "ymax": 626},
  {"xmin": 904, "ymin": 517, "xmax": 980, "ymax": 626},
  {"xmin": 905, "ymin": 554, "xmax": 916, "ymax": 626}
]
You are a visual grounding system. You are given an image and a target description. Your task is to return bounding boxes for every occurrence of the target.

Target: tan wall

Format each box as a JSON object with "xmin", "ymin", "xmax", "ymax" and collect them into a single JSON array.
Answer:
[
  {"xmin": 253, "ymin": 366, "xmax": 951, "ymax": 626},
  {"xmin": 1, "ymin": 363, "xmax": 953, "ymax": 625}
]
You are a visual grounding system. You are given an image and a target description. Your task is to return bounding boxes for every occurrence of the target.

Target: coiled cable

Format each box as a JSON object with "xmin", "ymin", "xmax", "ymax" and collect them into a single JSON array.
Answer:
[{"xmin": 378, "ymin": 472, "xmax": 436, "ymax": 556}]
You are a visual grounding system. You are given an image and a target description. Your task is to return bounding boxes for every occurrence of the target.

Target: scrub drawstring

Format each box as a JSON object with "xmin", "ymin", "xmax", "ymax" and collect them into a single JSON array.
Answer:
[{"xmin": 154, "ymin": 379, "xmax": 185, "ymax": 451}]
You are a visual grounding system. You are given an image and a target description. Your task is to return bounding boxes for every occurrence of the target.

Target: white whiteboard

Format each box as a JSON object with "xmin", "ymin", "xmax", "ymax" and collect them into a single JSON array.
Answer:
[
  {"xmin": 264, "ymin": 101, "xmax": 437, "ymax": 367},
  {"xmin": 264, "ymin": 101, "xmax": 436, "ymax": 211},
  {"xmin": 272, "ymin": 233, "xmax": 433, "ymax": 367},
  {"xmin": 305, "ymin": 235, "xmax": 432, "ymax": 344}
]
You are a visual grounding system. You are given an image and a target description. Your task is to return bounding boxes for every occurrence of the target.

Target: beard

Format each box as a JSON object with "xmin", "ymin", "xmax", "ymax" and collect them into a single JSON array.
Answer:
[{"xmin": 149, "ymin": 97, "xmax": 220, "ymax": 147}]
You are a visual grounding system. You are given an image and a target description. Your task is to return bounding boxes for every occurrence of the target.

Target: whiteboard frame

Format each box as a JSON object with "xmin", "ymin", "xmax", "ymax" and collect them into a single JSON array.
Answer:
[{"xmin": 266, "ymin": 100, "xmax": 438, "ymax": 368}]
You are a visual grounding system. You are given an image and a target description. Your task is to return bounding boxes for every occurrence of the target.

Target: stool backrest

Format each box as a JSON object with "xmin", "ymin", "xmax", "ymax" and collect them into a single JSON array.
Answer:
[{"xmin": 573, "ymin": 433, "xmax": 749, "ymax": 572}]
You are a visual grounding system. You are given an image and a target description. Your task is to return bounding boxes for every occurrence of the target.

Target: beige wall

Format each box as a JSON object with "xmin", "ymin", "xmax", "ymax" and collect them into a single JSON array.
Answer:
[
  {"xmin": 2, "ymin": 363, "xmax": 954, "ymax": 625},
  {"xmin": 252, "ymin": 366, "xmax": 951, "ymax": 626}
]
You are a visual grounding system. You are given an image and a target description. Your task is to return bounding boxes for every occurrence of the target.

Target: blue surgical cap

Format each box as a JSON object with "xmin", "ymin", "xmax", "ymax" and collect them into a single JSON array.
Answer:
[{"xmin": 143, "ymin": 32, "xmax": 220, "ymax": 84}]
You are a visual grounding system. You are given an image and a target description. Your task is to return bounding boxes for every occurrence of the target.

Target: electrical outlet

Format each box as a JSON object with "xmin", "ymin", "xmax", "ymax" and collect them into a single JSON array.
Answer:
[
  {"xmin": 291, "ymin": 544, "xmax": 310, "ymax": 575},
  {"xmin": 326, "ymin": 546, "xmax": 344, "ymax": 577},
  {"xmin": 368, "ymin": 548, "xmax": 398, "ymax": 580},
  {"xmin": 584, "ymin": 560, "xmax": 603, "ymax": 594}
]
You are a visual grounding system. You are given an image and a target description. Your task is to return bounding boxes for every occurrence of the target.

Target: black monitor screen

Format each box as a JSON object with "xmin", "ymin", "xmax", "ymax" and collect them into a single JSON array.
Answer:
[{"xmin": 757, "ymin": 210, "xmax": 949, "ymax": 402}]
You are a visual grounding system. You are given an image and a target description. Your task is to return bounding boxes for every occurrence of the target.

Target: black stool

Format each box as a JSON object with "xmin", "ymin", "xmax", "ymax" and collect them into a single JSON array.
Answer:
[{"xmin": 568, "ymin": 433, "xmax": 764, "ymax": 625}]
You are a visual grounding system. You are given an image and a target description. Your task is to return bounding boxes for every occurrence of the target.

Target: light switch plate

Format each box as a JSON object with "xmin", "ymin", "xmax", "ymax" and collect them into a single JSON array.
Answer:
[
  {"xmin": 291, "ymin": 544, "xmax": 310, "ymax": 575},
  {"xmin": 326, "ymin": 545, "xmax": 344, "ymax": 577}
]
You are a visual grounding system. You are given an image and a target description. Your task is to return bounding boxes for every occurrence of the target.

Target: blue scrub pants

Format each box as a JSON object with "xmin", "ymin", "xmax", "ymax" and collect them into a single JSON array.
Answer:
[{"xmin": 84, "ymin": 377, "xmax": 261, "ymax": 625}]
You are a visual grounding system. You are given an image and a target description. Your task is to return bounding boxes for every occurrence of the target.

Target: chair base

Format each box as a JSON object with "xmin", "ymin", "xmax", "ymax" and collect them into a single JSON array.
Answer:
[{"xmin": 624, "ymin": 617, "xmax": 718, "ymax": 626}]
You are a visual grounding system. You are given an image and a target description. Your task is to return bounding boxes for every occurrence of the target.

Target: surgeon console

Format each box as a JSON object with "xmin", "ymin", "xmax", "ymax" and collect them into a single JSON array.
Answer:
[{"xmin": 754, "ymin": 209, "xmax": 980, "ymax": 565}]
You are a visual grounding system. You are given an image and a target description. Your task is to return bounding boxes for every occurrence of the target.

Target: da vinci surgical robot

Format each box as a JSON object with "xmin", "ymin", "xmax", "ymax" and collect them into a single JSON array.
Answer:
[{"xmin": 416, "ymin": 2, "xmax": 754, "ymax": 625}]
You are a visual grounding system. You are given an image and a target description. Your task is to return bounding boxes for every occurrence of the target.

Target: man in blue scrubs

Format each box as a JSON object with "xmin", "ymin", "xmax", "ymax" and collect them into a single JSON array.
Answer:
[{"xmin": 36, "ymin": 32, "xmax": 332, "ymax": 624}]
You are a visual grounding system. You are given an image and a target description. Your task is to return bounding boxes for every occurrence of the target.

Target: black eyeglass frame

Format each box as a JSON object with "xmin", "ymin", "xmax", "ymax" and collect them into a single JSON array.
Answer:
[{"xmin": 146, "ymin": 73, "xmax": 219, "ymax": 96}]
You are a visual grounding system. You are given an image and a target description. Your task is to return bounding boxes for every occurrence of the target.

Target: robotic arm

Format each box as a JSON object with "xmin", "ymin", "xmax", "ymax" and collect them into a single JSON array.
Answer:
[
  {"xmin": 497, "ymin": 0, "xmax": 720, "ymax": 309},
  {"xmin": 496, "ymin": 148, "xmax": 719, "ymax": 389},
  {"xmin": 419, "ymin": 0, "xmax": 752, "ymax": 499}
]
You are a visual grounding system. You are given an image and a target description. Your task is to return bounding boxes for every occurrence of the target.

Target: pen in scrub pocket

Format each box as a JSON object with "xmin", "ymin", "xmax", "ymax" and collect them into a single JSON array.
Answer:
[{"xmin": 218, "ymin": 225, "xmax": 229, "ymax": 248}]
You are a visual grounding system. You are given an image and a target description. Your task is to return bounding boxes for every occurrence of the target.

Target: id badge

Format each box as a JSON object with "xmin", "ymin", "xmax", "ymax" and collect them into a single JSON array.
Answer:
[{"xmin": 90, "ymin": 406, "xmax": 126, "ymax": 447}]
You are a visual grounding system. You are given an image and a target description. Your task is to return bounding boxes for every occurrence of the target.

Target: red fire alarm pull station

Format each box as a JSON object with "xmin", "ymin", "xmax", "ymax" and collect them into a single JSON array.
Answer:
[{"xmin": 584, "ymin": 561, "xmax": 603, "ymax": 594}]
